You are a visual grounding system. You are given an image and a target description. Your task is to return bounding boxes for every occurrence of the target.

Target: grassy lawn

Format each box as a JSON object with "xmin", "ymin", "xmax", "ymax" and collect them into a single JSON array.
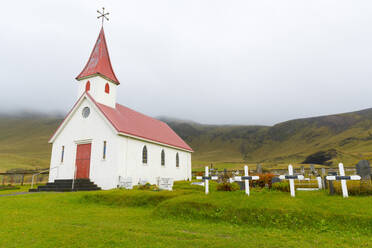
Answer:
[{"xmin": 0, "ymin": 182, "xmax": 371, "ymax": 247}]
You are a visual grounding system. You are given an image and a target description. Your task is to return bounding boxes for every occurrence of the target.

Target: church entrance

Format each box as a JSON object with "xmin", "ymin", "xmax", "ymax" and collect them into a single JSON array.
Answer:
[{"xmin": 75, "ymin": 143, "xmax": 91, "ymax": 179}]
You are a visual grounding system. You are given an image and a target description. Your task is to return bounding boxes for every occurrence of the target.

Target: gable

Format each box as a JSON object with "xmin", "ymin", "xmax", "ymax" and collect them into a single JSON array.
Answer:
[
  {"xmin": 49, "ymin": 94, "xmax": 117, "ymax": 143},
  {"xmin": 50, "ymin": 93, "xmax": 193, "ymax": 152}
]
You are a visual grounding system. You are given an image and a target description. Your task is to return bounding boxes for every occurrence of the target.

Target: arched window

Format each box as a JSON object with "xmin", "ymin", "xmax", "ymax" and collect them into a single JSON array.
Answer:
[
  {"xmin": 142, "ymin": 146, "xmax": 148, "ymax": 164},
  {"xmin": 103, "ymin": 141, "xmax": 107, "ymax": 160},
  {"xmin": 61, "ymin": 146, "xmax": 65, "ymax": 163},
  {"xmin": 105, "ymin": 83, "xmax": 110, "ymax": 94},
  {"xmin": 176, "ymin": 153, "xmax": 179, "ymax": 168},
  {"xmin": 161, "ymin": 150, "xmax": 165, "ymax": 166},
  {"xmin": 85, "ymin": 81, "xmax": 90, "ymax": 91}
]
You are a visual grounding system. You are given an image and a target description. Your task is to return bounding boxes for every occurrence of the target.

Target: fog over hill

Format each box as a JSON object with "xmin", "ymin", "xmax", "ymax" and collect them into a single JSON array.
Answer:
[{"xmin": 2, "ymin": 107, "xmax": 372, "ymax": 171}]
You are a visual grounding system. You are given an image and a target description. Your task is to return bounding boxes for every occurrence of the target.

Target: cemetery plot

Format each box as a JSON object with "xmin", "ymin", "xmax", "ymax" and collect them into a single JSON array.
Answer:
[
  {"xmin": 326, "ymin": 163, "xmax": 361, "ymax": 198},
  {"xmin": 295, "ymin": 177, "xmax": 323, "ymax": 191},
  {"xmin": 279, "ymin": 164, "xmax": 304, "ymax": 197}
]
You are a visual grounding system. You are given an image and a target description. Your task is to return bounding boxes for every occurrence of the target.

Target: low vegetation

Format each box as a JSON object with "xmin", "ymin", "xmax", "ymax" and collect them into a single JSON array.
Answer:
[
  {"xmin": 333, "ymin": 180, "xmax": 372, "ymax": 196},
  {"xmin": 0, "ymin": 181, "xmax": 371, "ymax": 247}
]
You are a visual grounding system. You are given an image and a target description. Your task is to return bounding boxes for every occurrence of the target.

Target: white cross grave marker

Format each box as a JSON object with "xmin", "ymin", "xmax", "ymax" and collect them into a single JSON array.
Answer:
[
  {"xmin": 326, "ymin": 163, "xmax": 361, "ymax": 198},
  {"xmin": 196, "ymin": 166, "xmax": 218, "ymax": 194},
  {"xmin": 279, "ymin": 164, "xmax": 304, "ymax": 197},
  {"xmin": 234, "ymin": 165, "xmax": 259, "ymax": 196}
]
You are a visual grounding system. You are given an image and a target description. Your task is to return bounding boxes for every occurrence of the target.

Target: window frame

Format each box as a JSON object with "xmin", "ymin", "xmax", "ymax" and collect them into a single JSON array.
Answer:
[
  {"xmin": 61, "ymin": 146, "xmax": 65, "ymax": 163},
  {"xmin": 176, "ymin": 153, "xmax": 179, "ymax": 168},
  {"xmin": 103, "ymin": 141, "xmax": 107, "ymax": 160},
  {"xmin": 85, "ymin": 81, "xmax": 90, "ymax": 91},
  {"xmin": 161, "ymin": 149, "xmax": 165, "ymax": 166},
  {"xmin": 142, "ymin": 146, "xmax": 148, "ymax": 164},
  {"xmin": 105, "ymin": 83, "xmax": 110, "ymax": 94}
]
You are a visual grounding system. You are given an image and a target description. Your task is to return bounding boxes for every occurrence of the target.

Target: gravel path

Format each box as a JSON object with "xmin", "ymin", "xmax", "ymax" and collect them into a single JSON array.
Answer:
[{"xmin": 0, "ymin": 192, "xmax": 40, "ymax": 197}]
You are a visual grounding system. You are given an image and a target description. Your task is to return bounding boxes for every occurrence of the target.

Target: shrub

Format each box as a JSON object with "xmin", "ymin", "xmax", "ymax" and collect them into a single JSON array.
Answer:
[
  {"xmin": 333, "ymin": 180, "xmax": 372, "ymax": 196},
  {"xmin": 271, "ymin": 181, "xmax": 290, "ymax": 192},
  {"xmin": 251, "ymin": 173, "xmax": 275, "ymax": 188},
  {"xmin": 0, "ymin": 185, "xmax": 20, "ymax": 191},
  {"xmin": 216, "ymin": 182, "xmax": 240, "ymax": 191},
  {"xmin": 137, "ymin": 183, "xmax": 158, "ymax": 191},
  {"xmin": 195, "ymin": 171, "xmax": 204, "ymax": 177}
]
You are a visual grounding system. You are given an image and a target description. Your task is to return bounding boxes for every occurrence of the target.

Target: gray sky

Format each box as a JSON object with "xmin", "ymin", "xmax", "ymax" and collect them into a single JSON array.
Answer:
[{"xmin": 1, "ymin": 0, "xmax": 372, "ymax": 125}]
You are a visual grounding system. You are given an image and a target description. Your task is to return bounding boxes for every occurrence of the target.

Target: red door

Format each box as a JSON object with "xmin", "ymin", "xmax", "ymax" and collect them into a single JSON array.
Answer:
[{"xmin": 75, "ymin": 143, "xmax": 91, "ymax": 179}]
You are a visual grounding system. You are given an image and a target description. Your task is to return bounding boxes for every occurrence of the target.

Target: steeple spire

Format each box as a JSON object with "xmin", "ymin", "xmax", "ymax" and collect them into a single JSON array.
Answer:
[{"xmin": 76, "ymin": 22, "xmax": 119, "ymax": 84}]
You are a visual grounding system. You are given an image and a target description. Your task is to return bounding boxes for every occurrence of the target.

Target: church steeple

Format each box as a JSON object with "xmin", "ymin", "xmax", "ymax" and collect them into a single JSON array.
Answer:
[{"xmin": 76, "ymin": 27, "xmax": 119, "ymax": 84}]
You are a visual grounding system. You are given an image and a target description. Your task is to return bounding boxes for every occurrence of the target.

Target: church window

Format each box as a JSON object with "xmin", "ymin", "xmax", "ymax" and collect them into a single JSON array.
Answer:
[
  {"xmin": 176, "ymin": 153, "xmax": 179, "ymax": 168},
  {"xmin": 161, "ymin": 150, "xmax": 165, "ymax": 166},
  {"xmin": 82, "ymin": 107, "xmax": 90, "ymax": 118},
  {"xmin": 105, "ymin": 83, "xmax": 110, "ymax": 94},
  {"xmin": 61, "ymin": 146, "xmax": 64, "ymax": 163},
  {"xmin": 85, "ymin": 81, "xmax": 90, "ymax": 91},
  {"xmin": 103, "ymin": 141, "xmax": 107, "ymax": 160},
  {"xmin": 142, "ymin": 146, "xmax": 148, "ymax": 164}
]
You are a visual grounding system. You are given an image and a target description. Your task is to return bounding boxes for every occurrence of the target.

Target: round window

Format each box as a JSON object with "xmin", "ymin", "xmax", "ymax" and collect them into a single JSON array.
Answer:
[{"xmin": 82, "ymin": 107, "xmax": 90, "ymax": 118}]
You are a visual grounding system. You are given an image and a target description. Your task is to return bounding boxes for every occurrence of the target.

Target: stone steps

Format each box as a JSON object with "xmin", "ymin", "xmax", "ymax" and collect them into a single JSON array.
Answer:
[{"xmin": 29, "ymin": 179, "xmax": 101, "ymax": 192}]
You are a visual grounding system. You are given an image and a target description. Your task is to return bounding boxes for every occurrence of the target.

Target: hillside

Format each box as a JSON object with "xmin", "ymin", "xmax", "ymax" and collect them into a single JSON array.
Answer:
[
  {"xmin": 161, "ymin": 108, "xmax": 372, "ymax": 167},
  {"xmin": 2, "ymin": 108, "xmax": 372, "ymax": 172},
  {"xmin": 0, "ymin": 115, "xmax": 60, "ymax": 172}
]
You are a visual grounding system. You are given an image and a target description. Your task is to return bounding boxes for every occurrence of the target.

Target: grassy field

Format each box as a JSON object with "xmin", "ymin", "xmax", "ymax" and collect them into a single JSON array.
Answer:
[{"xmin": 0, "ymin": 181, "xmax": 371, "ymax": 247}]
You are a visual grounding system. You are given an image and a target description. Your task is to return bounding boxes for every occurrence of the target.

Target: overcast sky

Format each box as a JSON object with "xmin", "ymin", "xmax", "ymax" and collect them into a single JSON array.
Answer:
[{"xmin": 1, "ymin": 1, "xmax": 372, "ymax": 125}]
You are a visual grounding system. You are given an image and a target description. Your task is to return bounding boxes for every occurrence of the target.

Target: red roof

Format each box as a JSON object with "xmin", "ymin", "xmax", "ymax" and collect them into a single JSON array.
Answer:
[
  {"xmin": 76, "ymin": 27, "xmax": 119, "ymax": 84},
  {"xmin": 87, "ymin": 94, "xmax": 192, "ymax": 152}
]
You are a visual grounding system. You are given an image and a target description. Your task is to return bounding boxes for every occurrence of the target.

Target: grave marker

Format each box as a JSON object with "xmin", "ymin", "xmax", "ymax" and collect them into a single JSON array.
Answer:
[
  {"xmin": 279, "ymin": 164, "xmax": 304, "ymax": 197},
  {"xmin": 196, "ymin": 166, "xmax": 218, "ymax": 194},
  {"xmin": 310, "ymin": 164, "xmax": 318, "ymax": 176},
  {"xmin": 326, "ymin": 163, "xmax": 361, "ymax": 198},
  {"xmin": 118, "ymin": 177, "xmax": 133, "ymax": 189},
  {"xmin": 234, "ymin": 165, "xmax": 259, "ymax": 196},
  {"xmin": 256, "ymin": 164, "xmax": 263, "ymax": 174},
  {"xmin": 356, "ymin": 160, "xmax": 371, "ymax": 180},
  {"xmin": 158, "ymin": 178, "xmax": 174, "ymax": 191},
  {"xmin": 316, "ymin": 176, "xmax": 322, "ymax": 189}
]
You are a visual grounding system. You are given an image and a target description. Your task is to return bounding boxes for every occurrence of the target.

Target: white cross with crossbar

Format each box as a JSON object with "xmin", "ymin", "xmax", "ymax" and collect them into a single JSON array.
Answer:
[
  {"xmin": 234, "ymin": 165, "xmax": 259, "ymax": 196},
  {"xmin": 196, "ymin": 166, "xmax": 218, "ymax": 194}
]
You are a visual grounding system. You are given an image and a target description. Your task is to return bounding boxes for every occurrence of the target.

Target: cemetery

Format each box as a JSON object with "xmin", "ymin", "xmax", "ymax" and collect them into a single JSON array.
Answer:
[
  {"xmin": 0, "ymin": 160, "xmax": 371, "ymax": 247},
  {"xmin": 0, "ymin": 174, "xmax": 371, "ymax": 247}
]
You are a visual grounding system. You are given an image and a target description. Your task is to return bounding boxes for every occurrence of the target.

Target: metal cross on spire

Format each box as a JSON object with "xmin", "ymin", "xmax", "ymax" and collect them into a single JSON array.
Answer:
[{"xmin": 97, "ymin": 7, "xmax": 109, "ymax": 27}]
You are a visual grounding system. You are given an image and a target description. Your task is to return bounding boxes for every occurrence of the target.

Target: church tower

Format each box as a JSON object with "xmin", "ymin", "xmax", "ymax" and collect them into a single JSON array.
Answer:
[{"xmin": 75, "ymin": 27, "xmax": 119, "ymax": 108}]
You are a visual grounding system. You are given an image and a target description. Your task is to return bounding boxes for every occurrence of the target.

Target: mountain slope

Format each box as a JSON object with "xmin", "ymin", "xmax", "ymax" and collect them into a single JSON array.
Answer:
[
  {"xmin": 0, "ymin": 116, "xmax": 61, "ymax": 171},
  {"xmin": 162, "ymin": 108, "xmax": 372, "ymax": 166},
  {"xmin": 2, "ymin": 108, "xmax": 372, "ymax": 172}
]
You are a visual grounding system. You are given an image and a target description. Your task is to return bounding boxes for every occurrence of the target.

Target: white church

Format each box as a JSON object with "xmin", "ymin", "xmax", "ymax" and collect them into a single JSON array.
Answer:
[{"xmin": 47, "ymin": 26, "xmax": 193, "ymax": 190}]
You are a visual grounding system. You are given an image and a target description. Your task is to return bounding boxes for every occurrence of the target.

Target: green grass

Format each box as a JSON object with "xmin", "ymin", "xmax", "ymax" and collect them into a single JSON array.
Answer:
[{"xmin": 0, "ymin": 181, "xmax": 370, "ymax": 247}]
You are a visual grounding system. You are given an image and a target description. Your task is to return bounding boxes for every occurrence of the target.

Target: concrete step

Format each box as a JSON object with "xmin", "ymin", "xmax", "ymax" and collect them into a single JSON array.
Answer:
[{"xmin": 30, "ymin": 179, "xmax": 101, "ymax": 192}]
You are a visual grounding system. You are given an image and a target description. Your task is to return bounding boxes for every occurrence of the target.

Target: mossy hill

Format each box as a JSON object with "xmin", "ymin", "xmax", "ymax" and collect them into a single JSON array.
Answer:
[{"xmin": 2, "ymin": 107, "xmax": 372, "ymax": 172}]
